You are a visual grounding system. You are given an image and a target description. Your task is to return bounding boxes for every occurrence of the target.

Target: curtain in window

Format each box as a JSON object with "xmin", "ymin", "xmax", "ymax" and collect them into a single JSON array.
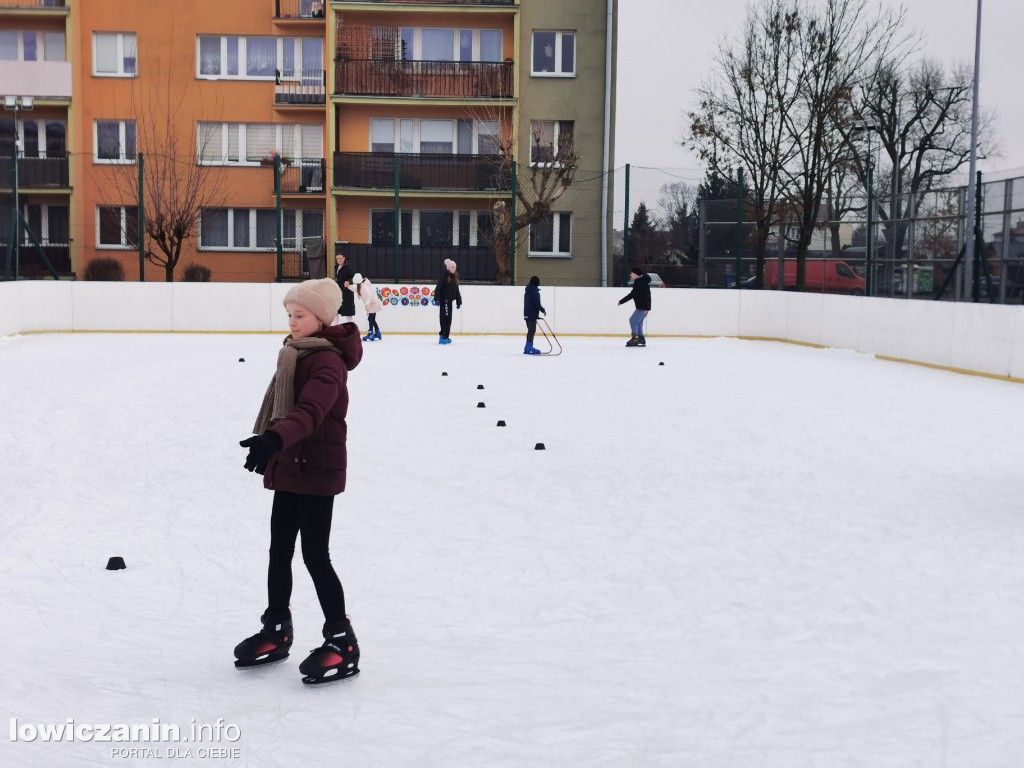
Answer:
[
  {"xmin": 227, "ymin": 124, "xmax": 240, "ymax": 162},
  {"xmin": 421, "ymin": 29, "xmax": 454, "ymax": 62},
  {"xmin": 43, "ymin": 31, "xmax": 65, "ymax": 62},
  {"xmin": 94, "ymin": 33, "xmax": 118, "ymax": 72},
  {"xmin": 532, "ymin": 32, "xmax": 555, "ymax": 73},
  {"xmin": 246, "ymin": 124, "xmax": 277, "ymax": 162},
  {"xmin": 226, "ymin": 37, "xmax": 239, "ymax": 76},
  {"xmin": 23, "ymin": 32, "xmax": 37, "ymax": 62},
  {"xmin": 400, "ymin": 120, "xmax": 414, "ymax": 153},
  {"xmin": 246, "ymin": 37, "xmax": 277, "ymax": 77},
  {"xmin": 201, "ymin": 209, "xmax": 229, "ymax": 247},
  {"xmin": 282, "ymin": 38, "xmax": 296, "ymax": 79},
  {"xmin": 301, "ymin": 38, "xmax": 323, "ymax": 84},
  {"xmin": 478, "ymin": 121, "xmax": 500, "ymax": 155},
  {"xmin": 459, "ymin": 31, "xmax": 472, "ymax": 63},
  {"xmin": 199, "ymin": 37, "xmax": 220, "ymax": 75},
  {"xmin": 370, "ymin": 118, "xmax": 395, "ymax": 153},
  {"xmin": 480, "ymin": 30, "xmax": 502, "ymax": 62},
  {"xmin": 122, "ymin": 33, "xmax": 137, "ymax": 74},
  {"xmin": 420, "ymin": 120, "xmax": 453, "ymax": 154},
  {"xmin": 300, "ymin": 125, "xmax": 323, "ymax": 159},
  {"xmin": 198, "ymin": 123, "xmax": 222, "ymax": 163}
]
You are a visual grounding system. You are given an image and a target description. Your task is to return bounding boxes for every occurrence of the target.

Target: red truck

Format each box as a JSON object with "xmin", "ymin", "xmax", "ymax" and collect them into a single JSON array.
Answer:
[{"xmin": 763, "ymin": 260, "xmax": 865, "ymax": 295}]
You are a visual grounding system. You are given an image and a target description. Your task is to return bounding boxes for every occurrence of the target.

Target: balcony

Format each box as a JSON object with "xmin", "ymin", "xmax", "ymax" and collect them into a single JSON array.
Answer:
[
  {"xmin": 333, "ymin": 152, "xmax": 509, "ymax": 192},
  {"xmin": 277, "ymin": 158, "xmax": 326, "ymax": 194},
  {"xmin": 0, "ymin": 61, "xmax": 71, "ymax": 100},
  {"xmin": 275, "ymin": 69, "xmax": 327, "ymax": 106},
  {"xmin": 334, "ymin": 60, "xmax": 513, "ymax": 100},
  {"xmin": 335, "ymin": 0, "xmax": 515, "ymax": 5},
  {"xmin": 0, "ymin": 0, "xmax": 67, "ymax": 11},
  {"xmin": 275, "ymin": 0, "xmax": 327, "ymax": 19},
  {"xmin": 335, "ymin": 242, "xmax": 496, "ymax": 282},
  {"xmin": 0, "ymin": 155, "xmax": 70, "ymax": 190}
]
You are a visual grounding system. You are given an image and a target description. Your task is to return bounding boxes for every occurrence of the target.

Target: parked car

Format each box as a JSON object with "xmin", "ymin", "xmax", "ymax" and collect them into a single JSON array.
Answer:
[
  {"xmin": 625, "ymin": 272, "xmax": 667, "ymax": 288},
  {"xmin": 763, "ymin": 260, "xmax": 865, "ymax": 295}
]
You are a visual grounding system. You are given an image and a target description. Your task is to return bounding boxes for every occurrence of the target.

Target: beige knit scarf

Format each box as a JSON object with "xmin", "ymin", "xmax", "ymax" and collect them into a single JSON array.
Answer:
[{"xmin": 253, "ymin": 337, "xmax": 341, "ymax": 434}]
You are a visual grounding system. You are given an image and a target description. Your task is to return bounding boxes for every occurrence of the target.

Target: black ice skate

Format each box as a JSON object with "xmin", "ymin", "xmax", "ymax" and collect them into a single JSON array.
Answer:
[
  {"xmin": 299, "ymin": 618, "xmax": 360, "ymax": 685},
  {"xmin": 233, "ymin": 610, "xmax": 293, "ymax": 669},
  {"xmin": 637, "ymin": 335, "xmax": 647, "ymax": 347},
  {"xmin": 625, "ymin": 336, "xmax": 639, "ymax": 347}
]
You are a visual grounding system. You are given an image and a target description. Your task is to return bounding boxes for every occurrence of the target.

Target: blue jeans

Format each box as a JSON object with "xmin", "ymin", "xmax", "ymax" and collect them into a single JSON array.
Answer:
[{"xmin": 629, "ymin": 309, "xmax": 648, "ymax": 337}]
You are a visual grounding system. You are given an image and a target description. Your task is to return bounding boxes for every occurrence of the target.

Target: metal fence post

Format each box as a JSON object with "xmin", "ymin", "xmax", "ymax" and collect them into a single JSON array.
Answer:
[
  {"xmin": 510, "ymin": 159, "xmax": 517, "ymax": 285},
  {"xmin": 275, "ymin": 155, "xmax": 283, "ymax": 282},
  {"xmin": 138, "ymin": 152, "xmax": 145, "ymax": 282},
  {"xmin": 734, "ymin": 167, "xmax": 744, "ymax": 288},
  {"xmin": 866, "ymin": 166, "xmax": 874, "ymax": 297},
  {"xmin": 697, "ymin": 199, "xmax": 706, "ymax": 288},
  {"xmin": 393, "ymin": 155, "xmax": 401, "ymax": 283},
  {"xmin": 622, "ymin": 163, "xmax": 630, "ymax": 280}
]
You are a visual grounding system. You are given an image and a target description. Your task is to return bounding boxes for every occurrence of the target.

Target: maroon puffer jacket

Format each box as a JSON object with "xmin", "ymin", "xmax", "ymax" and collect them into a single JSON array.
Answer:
[{"xmin": 264, "ymin": 323, "xmax": 363, "ymax": 496}]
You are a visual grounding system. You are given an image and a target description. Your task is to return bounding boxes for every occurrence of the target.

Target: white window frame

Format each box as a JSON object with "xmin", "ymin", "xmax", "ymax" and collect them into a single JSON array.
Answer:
[
  {"xmin": 92, "ymin": 32, "xmax": 137, "ymax": 77},
  {"xmin": 0, "ymin": 30, "xmax": 65, "ymax": 63},
  {"xmin": 196, "ymin": 36, "xmax": 323, "ymax": 81},
  {"xmin": 196, "ymin": 123, "xmax": 323, "ymax": 166},
  {"xmin": 529, "ymin": 120, "xmax": 572, "ymax": 167},
  {"xmin": 198, "ymin": 207, "xmax": 319, "ymax": 251},
  {"xmin": 18, "ymin": 203, "xmax": 69, "ymax": 246},
  {"xmin": 528, "ymin": 212, "xmax": 572, "ymax": 258},
  {"xmin": 368, "ymin": 117, "xmax": 497, "ymax": 154},
  {"xmin": 93, "ymin": 120, "xmax": 136, "ymax": 164},
  {"xmin": 530, "ymin": 30, "xmax": 575, "ymax": 77},
  {"xmin": 399, "ymin": 27, "xmax": 502, "ymax": 62},
  {"xmin": 14, "ymin": 119, "xmax": 65, "ymax": 159},
  {"xmin": 95, "ymin": 205, "xmax": 138, "ymax": 249}
]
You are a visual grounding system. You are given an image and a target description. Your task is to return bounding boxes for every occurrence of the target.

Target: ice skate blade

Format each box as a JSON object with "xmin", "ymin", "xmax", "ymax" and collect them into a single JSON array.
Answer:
[
  {"xmin": 301, "ymin": 669, "xmax": 360, "ymax": 686},
  {"xmin": 234, "ymin": 654, "xmax": 289, "ymax": 669}
]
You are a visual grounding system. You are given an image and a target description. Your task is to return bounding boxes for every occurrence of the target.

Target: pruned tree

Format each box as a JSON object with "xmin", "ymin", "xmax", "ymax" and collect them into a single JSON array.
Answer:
[
  {"xmin": 105, "ymin": 35, "xmax": 226, "ymax": 282},
  {"xmin": 685, "ymin": 0, "xmax": 802, "ymax": 288}
]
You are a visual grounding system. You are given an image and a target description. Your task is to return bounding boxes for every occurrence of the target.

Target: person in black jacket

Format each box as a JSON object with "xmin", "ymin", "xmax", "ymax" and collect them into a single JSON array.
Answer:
[
  {"xmin": 435, "ymin": 259, "xmax": 462, "ymax": 344},
  {"xmin": 523, "ymin": 275, "xmax": 546, "ymax": 355},
  {"xmin": 618, "ymin": 267, "xmax": 652, "ymax": 347},
  {"xmin": 335, "ymin": 252, "xmax": 356, "ymax": 321}
]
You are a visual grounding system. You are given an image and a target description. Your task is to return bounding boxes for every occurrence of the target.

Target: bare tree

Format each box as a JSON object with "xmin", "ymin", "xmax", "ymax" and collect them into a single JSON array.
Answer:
[
  {"xmin": 105, "ymin": 39, "xmax": 226, "ymax": 282},
  {"xmin": 685, "ymin": 0, "xmax": 801, "ymax": 288},
  {"xmin": 777, "ymin": 0, "xmax": 906, "ymax": 289},
  {"xmin": 838, "ymin": 58, "xmax": 998, "ymax": 274}
]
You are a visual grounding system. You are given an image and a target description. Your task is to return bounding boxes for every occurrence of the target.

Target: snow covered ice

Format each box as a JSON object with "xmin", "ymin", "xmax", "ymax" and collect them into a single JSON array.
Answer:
[{"xmin": 1, "ymin": 332, "xmax": 1023, "ymax": 767}]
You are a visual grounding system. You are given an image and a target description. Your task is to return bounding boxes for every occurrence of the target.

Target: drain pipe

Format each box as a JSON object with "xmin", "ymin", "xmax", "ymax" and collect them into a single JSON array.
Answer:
[{"xmin": 599, "ymin": 0, "xmax": 613, "ymax": 287}]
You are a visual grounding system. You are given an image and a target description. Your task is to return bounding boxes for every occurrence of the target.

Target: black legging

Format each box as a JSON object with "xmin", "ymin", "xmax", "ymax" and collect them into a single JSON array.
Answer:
[
  {"xmin": 367, "ymin": 313, "xmax": 380, "ymax": 334},
  {"xmin": 267, "ymin": 490, "xmax": 346, "ymax": 622},
  {"xmin": 525, "ymin": 318, "xmax": 537, "ymax": 344},
  {"xmin": 439, "ymin": 300, "xmax": 453, "ymax": 339}
]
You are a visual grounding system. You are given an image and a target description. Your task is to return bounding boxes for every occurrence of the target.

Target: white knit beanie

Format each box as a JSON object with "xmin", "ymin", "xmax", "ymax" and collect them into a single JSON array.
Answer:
[
  {"xmin": 283, "ymin": 278, "xmax": 341, "ymax": 327},
  {"xmin": 352, "ymin": 272, "xmax": 364, "ymax": 285},
  {"xmin": 444, "ymin": 259, "xmax": 457, "ymax": 273}
]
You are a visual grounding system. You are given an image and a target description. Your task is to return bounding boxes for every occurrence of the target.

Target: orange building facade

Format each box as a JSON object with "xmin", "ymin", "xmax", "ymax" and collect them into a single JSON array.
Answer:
[{"xmin": 2, "ymin": 0, "xmax": 615, "ymax": 284}]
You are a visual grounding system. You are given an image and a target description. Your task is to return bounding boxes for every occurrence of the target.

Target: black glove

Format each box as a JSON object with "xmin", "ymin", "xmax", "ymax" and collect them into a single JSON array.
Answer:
[{"xmin": 240, "ymin": 431, "xmax": 283, "ymax": 474}]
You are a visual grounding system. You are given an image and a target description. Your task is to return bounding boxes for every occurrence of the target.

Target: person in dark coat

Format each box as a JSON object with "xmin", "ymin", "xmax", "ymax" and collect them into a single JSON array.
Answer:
[
  {"xmin": 234, "ymin": 278, "xmax": 364, "ymax": 683},
  {"xmin": 335, "ymin": 252, "xmax": 356, "ymax": 320},
  {"xmin": 434, "ymin": 258, "xmax": 462, "ymax": 344},
  {"xmin": 523, "ymin": 275, "xmax": 546, "ymax": 355},
  {"xmin": 618, "ymin": 267, "xmax": 652, "ymax": 347}
]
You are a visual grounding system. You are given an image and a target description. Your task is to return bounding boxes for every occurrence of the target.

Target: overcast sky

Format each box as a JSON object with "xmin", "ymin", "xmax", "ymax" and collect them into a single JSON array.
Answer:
[{"xmin": 615, "ymin": 0, "xmax": 1024, "ymax": 179}]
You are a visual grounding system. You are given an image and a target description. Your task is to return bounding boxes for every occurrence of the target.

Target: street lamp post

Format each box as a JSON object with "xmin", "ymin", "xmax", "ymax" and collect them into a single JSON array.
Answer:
[
  {"xmin": 852, "ymin": 118, "xmax": 878, "ymax": 297},
  {"xmin": 962, "ymin": 0, "xmax": 983, "ymax": 302},
  {"xmin": 3, "ymin": 95, "xmax": 34, "ymax": 281}
]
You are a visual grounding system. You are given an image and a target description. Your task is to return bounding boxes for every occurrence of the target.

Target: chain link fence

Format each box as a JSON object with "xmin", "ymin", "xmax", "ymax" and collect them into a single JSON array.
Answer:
[{"xmin": 5, "ymin": 150, "xmax": 1021, "ymax": 299}]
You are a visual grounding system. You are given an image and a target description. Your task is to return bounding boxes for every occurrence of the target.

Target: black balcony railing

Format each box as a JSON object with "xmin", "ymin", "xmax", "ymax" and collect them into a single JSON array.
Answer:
[
  {"xmin": 275, "ymin": 0, "xmax": 326, "ymax": 18},
  {"xmin": 278, "ymin": 158, "xmax": 326, "ymax": 194},
  {"xmin": 0, "ymin": 155, "xmax": 70, "ymax": 189},
  {"xmin": 335, "ymin": 60, "xmax": 513, "ymax": 99},
  {"xmin": 0, "ymin": 243, "xmax": 70, "ymax": 276},
  {"xmin": 275, "ymin": 69, "xmax": 326, "ymax": 105},
  {"xmin": 336, "ymin": 242, "xmax": 496, "ymax": 283},
  {"xmin": 334, "ymin": 152, "xmax": 510, "ymax": 192},
  {"xmin": 346, "ymin": 0, "xmax": 515, "ymax": 5}
]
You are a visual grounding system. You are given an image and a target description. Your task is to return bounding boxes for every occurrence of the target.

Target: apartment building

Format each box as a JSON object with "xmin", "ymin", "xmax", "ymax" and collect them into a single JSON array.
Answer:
[{"xmin": 0, "ymin": 0, "xmax": 616, "ymax": 285}]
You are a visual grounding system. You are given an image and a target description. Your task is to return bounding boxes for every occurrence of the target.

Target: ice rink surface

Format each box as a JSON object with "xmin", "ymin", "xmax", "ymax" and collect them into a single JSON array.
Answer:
[{"xmin": 1, "ymin": 331, "xmax": 1023, "ymax": 767}]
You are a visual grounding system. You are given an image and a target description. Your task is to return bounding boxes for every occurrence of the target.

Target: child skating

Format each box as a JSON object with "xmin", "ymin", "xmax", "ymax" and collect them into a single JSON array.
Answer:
[
  {"xmin": 618, "ymin": 267, "xmax": 652, "ymax": 347},
  {"xmin": 523, "ymin": 275, "xmax": 546, "ymax": 355},
  {"xmin": 349, "ymin": 272, "xmax": 383, "ymax": 341},
  {"xmin": 235, "ymin": 278, "xmax": 364, "ymax": 685},
  {"xmin": 435, "ymin": 259, "xmax": 462, "ymax": 344}
]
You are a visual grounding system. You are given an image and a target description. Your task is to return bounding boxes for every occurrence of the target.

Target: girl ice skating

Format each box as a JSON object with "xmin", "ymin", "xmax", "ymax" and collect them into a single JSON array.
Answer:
[
  {"xmin": 618, "ymin": 267, "xmax": 652, "ymax": 347},
  {"xmin": 235, "ymin": 278, "xmax": 364, "ymax": 685},
  {"xmin": 435, "ymin": 259, "xmax": 462, "ymax": 345},
  {"xmin": 349, "ymin": 273, "xmax": 383, "ymax": 341}
]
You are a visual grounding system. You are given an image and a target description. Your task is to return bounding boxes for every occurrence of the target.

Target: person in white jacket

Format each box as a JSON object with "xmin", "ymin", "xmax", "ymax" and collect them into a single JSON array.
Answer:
[{"xmin": 349, "ymin": 273, "xmax": 383, "ymax": 341}]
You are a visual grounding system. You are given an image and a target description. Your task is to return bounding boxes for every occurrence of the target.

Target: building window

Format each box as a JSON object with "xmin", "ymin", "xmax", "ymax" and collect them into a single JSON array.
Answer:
[
  {"xmin": 97, "ymin": 206, "xmax": 139, "ymax": 248},
  {"xmin": 94, "ymin": 120, "xmax": 136, "ymax": 163},
  {"xmin": 530, "ymin": 212, "xmax": 572, "ymax": 257},
  {"xmin": 199, "ymin": 208, "xmax": 322, "ymax": 250},
  {"xmin": 531, "ymin": 31, "xmax": 575, "ymax": 76},
  {"xmin": 369, "ymin": 118, "xmax": 498, "ymax": 155},
  {"xmin": 197, "ymin": 36, "xmax": 323, "ymax": 80},
  {"xmin": 420, "ymin": 211, "xmax": 454, "ymax": 246},
  {"xmin": 370, "ymin": 209, "xmax": 493, "ymax": 247},
  {"xmin": 197, "ymin": 122, "xmax": 323, "ymax": 165},
  {"xmin": 530, "ymin": 120, "xmax": 574, "ymax": 165},
  {"xmin": 0, "ymin": 30, "xmax": 65, "ymax": 62},
  {"xmin": 93, "ymin": 32, "xmax": 137, "ymax": 76},
  {"xmin": 399, "ymin": 28, "xmax": 502, "ymax": 62},
  {"xmin": 7, "ymin": 120, "xmax": 65, "ymax": 158}
]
